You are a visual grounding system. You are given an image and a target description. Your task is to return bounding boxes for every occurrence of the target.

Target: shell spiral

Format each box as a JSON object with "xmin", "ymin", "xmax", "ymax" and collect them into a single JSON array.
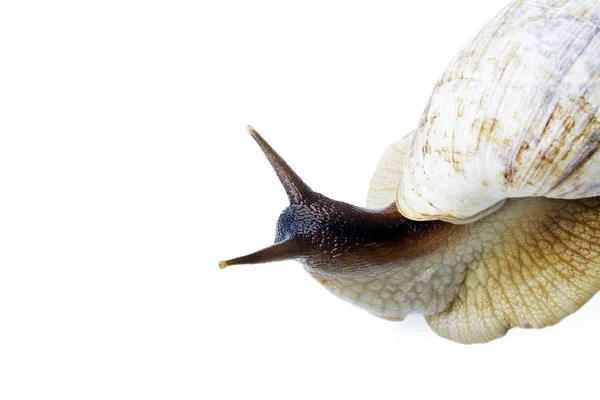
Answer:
[{"xmin": 398, "ymin": 0, "xmax": 600, "ymax": 222}]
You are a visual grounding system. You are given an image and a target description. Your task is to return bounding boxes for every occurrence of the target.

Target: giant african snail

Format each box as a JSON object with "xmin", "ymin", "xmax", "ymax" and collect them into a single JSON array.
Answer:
[{"xmin": 219, "ymin": 0, "xmax": 600, "ymax": 344}]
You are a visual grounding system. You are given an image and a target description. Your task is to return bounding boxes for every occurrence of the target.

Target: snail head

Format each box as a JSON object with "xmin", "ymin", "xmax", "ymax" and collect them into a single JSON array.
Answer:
[{"xmin": 218, "ymin": 126, "xmax": 422, "ymax": 271}]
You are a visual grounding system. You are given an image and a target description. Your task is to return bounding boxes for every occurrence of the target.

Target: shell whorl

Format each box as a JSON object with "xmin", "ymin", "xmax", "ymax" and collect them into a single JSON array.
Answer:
[{"xmin": 397, "ymin": 0, "xmax": 600, "ymax": 223}]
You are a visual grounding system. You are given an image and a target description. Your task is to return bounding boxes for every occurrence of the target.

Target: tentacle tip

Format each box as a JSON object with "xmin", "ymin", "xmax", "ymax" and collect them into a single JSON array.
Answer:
[
  {"xmin": 246, "ymin": 125, "xmax": 257, "ymax": 135},
  {"xmin": 218, "ymin": 260, "xmax": 229, "ymax": 270}
]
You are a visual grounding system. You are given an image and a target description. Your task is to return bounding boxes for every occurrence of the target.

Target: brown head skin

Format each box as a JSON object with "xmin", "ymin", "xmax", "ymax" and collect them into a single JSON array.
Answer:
[{"xmin": 219, "ymin": 127, "xmax": 451, "ymax": 273}]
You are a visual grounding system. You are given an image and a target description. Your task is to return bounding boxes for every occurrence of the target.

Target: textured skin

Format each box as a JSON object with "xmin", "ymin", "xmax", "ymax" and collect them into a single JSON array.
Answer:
[
  {"xmin": 427, "ymin": 197, "xmax": 600, "ymax": 344},
  {"xmin": 397, "ymin": 0, "xmax": 600, "ymax": 222},
  {"xmin": 367, "ymin": 132, "xmax": 600, "ymax": 343},
  {"xmin": 308, "ymin": 228, "xmax": 470, "ymax": 321}
]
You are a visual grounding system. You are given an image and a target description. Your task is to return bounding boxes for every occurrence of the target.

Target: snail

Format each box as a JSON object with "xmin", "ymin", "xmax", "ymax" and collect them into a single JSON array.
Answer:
[{"xmin": 219, "ymin": 0, "xmax": 600, "ymax": 344}]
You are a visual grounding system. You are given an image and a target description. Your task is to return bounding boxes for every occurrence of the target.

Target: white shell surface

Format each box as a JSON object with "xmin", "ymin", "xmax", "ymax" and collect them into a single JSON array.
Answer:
[{"xmin": 398, "ymin": 0, "xmax": 600, "ymax": 222}]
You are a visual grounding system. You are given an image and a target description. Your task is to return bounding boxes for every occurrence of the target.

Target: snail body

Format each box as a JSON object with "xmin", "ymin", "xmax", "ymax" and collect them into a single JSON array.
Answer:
[{"xmin": 220, "ymin": 0, "xmax": 600, "ymax": 344}]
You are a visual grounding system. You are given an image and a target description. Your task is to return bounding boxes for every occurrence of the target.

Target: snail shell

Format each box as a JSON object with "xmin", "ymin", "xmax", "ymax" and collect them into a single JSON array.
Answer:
[{"xmin": 369, "ymin": 0, "xmax": 600, "ymax": 223}]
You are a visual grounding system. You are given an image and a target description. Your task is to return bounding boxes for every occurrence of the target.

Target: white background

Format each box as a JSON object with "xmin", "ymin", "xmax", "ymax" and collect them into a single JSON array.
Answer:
[{"xmin": 2, "ymin": 0, "xmax": 599, "ymax": 399}]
